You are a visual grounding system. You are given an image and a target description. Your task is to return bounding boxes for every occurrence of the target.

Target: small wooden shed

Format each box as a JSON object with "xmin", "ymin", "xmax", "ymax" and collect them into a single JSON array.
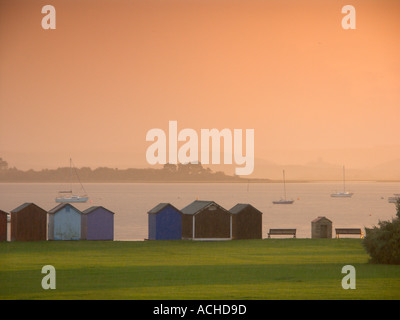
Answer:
[
  {"xmin": 311, "ymin": 216, "xmax": 332, "ymax": 239},
  {"xmin": 229, "ymin": 204, "xmax": 263, "ymax": 240},
  {"xmin": 48, "ymin": 203, "xmax": 83, "ymax": 240},
  {"xmin": 82, "ymin": 206, "xmax": 114, "ymax": 240},
  {"xmin": 181, "ymin": 200, "xmax": 231, "ymax": 240},
  {"xmin": 147, "ymin": 203, "xmax": 182, "ymax": 240},
  {"xmin": 0, "ymin": 210, "xmax": 8, "ymax": 241},
  {"xmin": 10, "ymin": 203, "xmax": 47, "ymax": 241}
]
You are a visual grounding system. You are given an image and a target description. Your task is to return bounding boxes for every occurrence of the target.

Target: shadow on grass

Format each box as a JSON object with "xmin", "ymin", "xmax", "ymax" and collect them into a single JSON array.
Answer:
[{"xmin": 2, "ymin": 262, "xmax": 399, "ymax": 297}]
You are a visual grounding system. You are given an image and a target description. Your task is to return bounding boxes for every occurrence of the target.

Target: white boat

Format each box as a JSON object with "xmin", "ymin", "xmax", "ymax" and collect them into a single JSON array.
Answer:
[
  {"xmin": 273, "ymin": 170, "xmax": 294, "ymax": 204},
  {"xmin": 331, "ymin": 166, "xmax": 353, "ymax": 198},
  {"xmin": 55, "ymin": 194, "xmax": 89, "ymax": 203},
  {"xmin": 331, "ymin": 191, "xmax": 353, "ymax": 198},
  {"xmin": 388, "ymin": 194, "xmax": 400, "ymax": 204},
  {"xmin": 272, "ymin": 199, "xmax": 295, "ymax": 204},
  {"xmin": 55, "ymin": 158, "xmax": 89, "ymax": 203}
]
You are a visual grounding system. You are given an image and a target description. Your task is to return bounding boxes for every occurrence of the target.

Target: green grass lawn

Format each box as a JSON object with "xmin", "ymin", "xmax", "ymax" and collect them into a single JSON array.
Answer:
[{"xmin": 0, "ymin": 239, "xmax": 399, "ymax": 299}]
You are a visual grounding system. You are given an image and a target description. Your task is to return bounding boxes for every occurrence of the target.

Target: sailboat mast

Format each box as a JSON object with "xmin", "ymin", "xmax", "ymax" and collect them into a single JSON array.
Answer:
[
  {"xmin": 343, "ymin": 165, "xmax": 346, "ymax": 192},
  {"xmin": 283, "ymin": 170, "xmax": 287, "ymax": 200},
  {"xmin": 69, "ymin": 158, "xmax": 73, "ymax": 193},
  {"xmin": 71, "ymin": 158, "xmax": 88, "ymax": 195}
]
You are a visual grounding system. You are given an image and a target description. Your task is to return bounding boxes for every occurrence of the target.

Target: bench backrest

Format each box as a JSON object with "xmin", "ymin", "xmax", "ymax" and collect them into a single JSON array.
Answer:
[
  {"xmin": 268, "ymin": 229, "xmax": 296, "ymax": 235},
  {"xmin": 335, "ymin": 228, "xmax": 361, "ymax": 234}
]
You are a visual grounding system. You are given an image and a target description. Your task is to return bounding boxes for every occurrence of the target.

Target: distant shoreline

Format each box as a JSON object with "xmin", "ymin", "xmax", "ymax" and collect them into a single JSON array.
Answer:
[
  {"xmin": 0, "ymin": 179, "xmax": 399, "ymax": 183},
  {"xmin": 1, "ymin": 160, "xmax": 399, "ymax": 183}
]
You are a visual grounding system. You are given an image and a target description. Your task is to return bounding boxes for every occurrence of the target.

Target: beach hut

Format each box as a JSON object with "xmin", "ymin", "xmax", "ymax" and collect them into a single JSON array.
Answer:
[
  {"xmin": 147, "ymin": 203, "xmax": 182, "ymax": 240},
  {"xmin": 229, "ymin": 204, "xmax": 263, "ymax": 240},
  {"xmin": 311, "ymin": 216, "xmax": 332, "ymax": 239},
  {"xmin": 48, "ymin": 203, "xmax": 83, "ymax": 240},
  {"xmin": 181, "ymin": 200, "xmax": 231, "ymax": 240},
  {"xmin": 0, "ymin": 210, "xmax": 8, "ymax": 241},
  {"xmin": 82, "ymin": 206, "xmax": 114, "ymax": 240},
  {"xmin": 10, "ymin": 203, "xmax": 47, "ymax": 241}
]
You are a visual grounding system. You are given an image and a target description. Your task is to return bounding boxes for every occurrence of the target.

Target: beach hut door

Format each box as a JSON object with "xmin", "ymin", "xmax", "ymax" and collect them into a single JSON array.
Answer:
[{"xmin": 321, "ymin": 225, "xmax": 328, "ymax": 238}]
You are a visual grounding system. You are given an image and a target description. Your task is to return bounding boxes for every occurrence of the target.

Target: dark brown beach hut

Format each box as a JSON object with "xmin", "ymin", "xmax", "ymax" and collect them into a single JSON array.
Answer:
[
  {"xmin": 181, "ymin": 200, "xmax": 231, "ymax": 240},
  {"xmin": 229, "ymin": 204, "xmax": 263, "ymax": 240},
  {"xmin": 10, "ymin": 203, "xmax": 47, "ymax": 241},
  {"xmin": 0, "ymin": 210, "xmax": 8, "ymax": 241},
  {"xmin": 311, "ymin": 216, "xmax": 332, "ymax": 239}
]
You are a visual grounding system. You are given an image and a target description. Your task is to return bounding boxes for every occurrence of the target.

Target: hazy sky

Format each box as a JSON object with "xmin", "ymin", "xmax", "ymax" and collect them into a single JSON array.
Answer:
[{"xmin": 0, "ymin": 0, "xmax": 399, "ymax": 173}]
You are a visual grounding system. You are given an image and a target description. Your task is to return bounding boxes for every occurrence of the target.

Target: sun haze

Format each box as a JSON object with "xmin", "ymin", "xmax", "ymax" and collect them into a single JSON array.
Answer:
[{"xmin": 0, "ymin": 0, "xmax": 399, "ymax": 178}]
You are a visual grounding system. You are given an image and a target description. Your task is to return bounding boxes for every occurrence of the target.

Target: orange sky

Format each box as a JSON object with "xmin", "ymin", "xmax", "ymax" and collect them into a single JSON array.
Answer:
[{"xmin": 0, "ymin": 0, "xmax": 399, "ymax": 174}]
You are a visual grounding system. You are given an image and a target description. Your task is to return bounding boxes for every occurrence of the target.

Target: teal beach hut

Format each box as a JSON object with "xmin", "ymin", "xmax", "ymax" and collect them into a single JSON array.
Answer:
[{"xmin": 48, "ymin": 203, "xmax": 83, "ymax": 240}]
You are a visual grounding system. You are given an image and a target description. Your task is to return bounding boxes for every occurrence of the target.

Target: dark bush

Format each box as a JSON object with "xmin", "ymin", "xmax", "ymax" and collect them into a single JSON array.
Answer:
[{"xmin": 363, "ymin": 199, "xmax": 400, "ymax": 264}]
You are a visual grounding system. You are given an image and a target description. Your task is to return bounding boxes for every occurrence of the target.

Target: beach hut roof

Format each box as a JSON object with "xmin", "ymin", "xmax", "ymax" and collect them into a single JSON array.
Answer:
[
  {"xmin": 147, "ymin": 203, "xmax": 169, "ymax": 214},
  {"xmin": 229, "ymin": 203, "xmax": 263, "ymax": 215},
  {"xmin": 312, "ymin": 216, "xmax": 332, "ymax": 223},
  {"xmin": 48, "ymin": 203, "xmax": 82, "ymax": 215},
  {"xmin": 0, "ymin": 209, "xmax": 9, "ymax": 215},
  {"xmin": 11, "ymin": 202, "xmax": 33, "ymax": 213},
  {"xmin": 147, "ymin": 203, "xmax": 181, "ymax": 215},
  {"xmin": 181, "ymin": 200, "xmax": 227, "ymax": 215},
  {"xmin": 82, "ymin": 206, "xmax": 115, "ymax": 215},
  {"xmin": 11, "ymin": 202, "xmax": 44, "ymax": 214}
]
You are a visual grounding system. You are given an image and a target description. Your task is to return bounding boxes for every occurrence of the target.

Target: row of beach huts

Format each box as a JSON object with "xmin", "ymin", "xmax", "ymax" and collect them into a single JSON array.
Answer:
[
  {"xmin": 0, "ymin": 200, "xmax": 343, "ymax": 241},
  {"xmin": 148, "ymin": 200, "xmax": 346, "ymax": 240},
  {"xmin": 148, "ymin": 200, "xmax": 263, "ymax": 240},
  {"xmin": 0, "ymin": 203, "xmax": 114, "ymax": 241}
]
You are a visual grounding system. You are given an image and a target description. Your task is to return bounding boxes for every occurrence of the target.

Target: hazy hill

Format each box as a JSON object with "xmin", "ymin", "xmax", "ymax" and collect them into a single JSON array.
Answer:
[
  {"xmin": 251, "ymin": 158, "xmax": 400, "ymax": 181},
  {"xmin": 206, "ymin": 157, "xmax": 400, "ymax": 181}
]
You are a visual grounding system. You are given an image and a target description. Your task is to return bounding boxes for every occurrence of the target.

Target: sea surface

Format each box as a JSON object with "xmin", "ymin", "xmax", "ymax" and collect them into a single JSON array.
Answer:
[{"xmin": 1, "ymin": 182, "xmax": 399, "ymax": 240}]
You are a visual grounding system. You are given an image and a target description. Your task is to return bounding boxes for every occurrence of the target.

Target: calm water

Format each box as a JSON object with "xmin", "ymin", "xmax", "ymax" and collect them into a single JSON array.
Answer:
[{"xmin": 1, "ymin": 182, "xmax": 399, "ymax": 240}]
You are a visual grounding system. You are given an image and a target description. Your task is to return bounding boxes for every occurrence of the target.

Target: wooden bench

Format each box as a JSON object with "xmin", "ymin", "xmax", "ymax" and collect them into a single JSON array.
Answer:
[
  {"xmin": 268, "ymin": 229, "xmax": 296, "ymax": 238},
  {"xmin": 335, "ymin": 228, "xmax": 362, "ymax": 238}
]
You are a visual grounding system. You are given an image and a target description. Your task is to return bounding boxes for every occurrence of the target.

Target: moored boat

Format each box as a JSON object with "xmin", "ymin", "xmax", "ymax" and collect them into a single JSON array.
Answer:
[
  {"xmin": 331, "ymin": 165, "xmax": 353, "ymax": 198},
  {"xmin": 55, "ymin": 158, "xmax": 89, "ymax": 203},
  {"xmin": 273, "ymin": 170, "xmax": 294, "ymax": 205}
]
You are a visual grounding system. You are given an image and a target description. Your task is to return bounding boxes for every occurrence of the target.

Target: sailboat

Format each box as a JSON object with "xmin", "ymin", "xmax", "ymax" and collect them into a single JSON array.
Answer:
[
  {"xmin": 273, "ymin": 170, "xmax": 294, "ymax": 204},
  {"xmin": 330, "ymin": 165, "xmax": 353, "ymax": 198},
  {"xmin": 55, "ymin": 158, "xmax": 89, "ymax": 203}
]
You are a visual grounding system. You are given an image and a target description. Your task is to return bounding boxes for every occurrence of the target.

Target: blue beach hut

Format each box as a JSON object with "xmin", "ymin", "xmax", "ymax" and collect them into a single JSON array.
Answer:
[
  {"xmin": 48, "ymin": 203, "xmax": 83, "ymax": 240},
  {"xmin": 147, "ymin": 203, "xmax": 182, "ymax": 240}
]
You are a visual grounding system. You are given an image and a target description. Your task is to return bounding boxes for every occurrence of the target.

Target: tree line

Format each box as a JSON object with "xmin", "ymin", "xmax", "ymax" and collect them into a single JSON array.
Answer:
[{"xmin": 0, "ymin": 158, "xmax": 248, "ymax": 182}]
